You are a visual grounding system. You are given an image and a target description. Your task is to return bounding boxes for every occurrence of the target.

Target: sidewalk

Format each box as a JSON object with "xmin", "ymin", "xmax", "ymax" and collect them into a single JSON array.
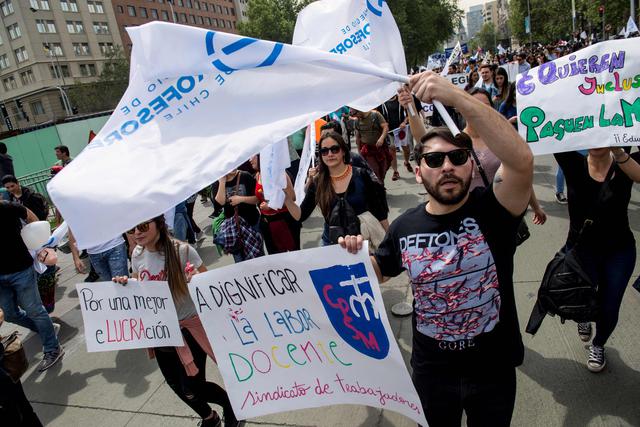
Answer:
[{"xmin": 3, "ymin": 154, "xmax": 640, "ymax": 426}]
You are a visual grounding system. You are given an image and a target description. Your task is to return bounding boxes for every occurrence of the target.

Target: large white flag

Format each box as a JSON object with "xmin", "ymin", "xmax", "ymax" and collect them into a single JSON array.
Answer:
[
  {"xmin": 48, "ymin": 0, "xmax": 407, "ymax": 248},
  {"xmin": 625, "ymin": 16, "xmax": 639, "ymax": 38}
]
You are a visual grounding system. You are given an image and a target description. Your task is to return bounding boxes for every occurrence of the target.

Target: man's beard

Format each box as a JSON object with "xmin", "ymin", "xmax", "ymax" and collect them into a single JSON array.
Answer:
[{"xmin": 422, "ymin": 172, "xmax": 471, "ymax": 205}]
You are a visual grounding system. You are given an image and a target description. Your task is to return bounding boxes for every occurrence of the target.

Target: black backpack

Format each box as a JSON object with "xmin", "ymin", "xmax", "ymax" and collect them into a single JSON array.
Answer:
[
  {"xmin": 328, "ymin": 196, "xmax": 361, "ymax": 244},
  {"xmin": 526, "ymin": 165, "xmax": 614, "ymax": 335}
]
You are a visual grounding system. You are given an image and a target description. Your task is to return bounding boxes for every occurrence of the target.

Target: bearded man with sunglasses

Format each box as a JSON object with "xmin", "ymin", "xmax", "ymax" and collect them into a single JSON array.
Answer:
[{"xmin": 340, "ymin": 71, "xmax": 533, "ymax": 427}]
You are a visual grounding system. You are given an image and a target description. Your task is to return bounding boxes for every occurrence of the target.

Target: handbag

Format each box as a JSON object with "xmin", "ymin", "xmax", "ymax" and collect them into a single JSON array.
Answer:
[
  {"xmin": 328, "ymin": 196, "xmax": 361, "ymax": 244},
  {"xmin": 526, "ymin": 165, "xmax": 615, "ymax": 334},
  {"xmin": 470, "ymin": 148, "xmax": 530, "ymax": 246},
  {"xmin": 1, "ymin": 331, "xmax": 29, "ymax": 383}
]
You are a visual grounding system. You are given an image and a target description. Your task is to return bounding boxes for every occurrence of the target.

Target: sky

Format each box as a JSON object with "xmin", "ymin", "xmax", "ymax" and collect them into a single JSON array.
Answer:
[{"xmin": 457, "ymin": 0, "xmax": 490, "ymax": 14}]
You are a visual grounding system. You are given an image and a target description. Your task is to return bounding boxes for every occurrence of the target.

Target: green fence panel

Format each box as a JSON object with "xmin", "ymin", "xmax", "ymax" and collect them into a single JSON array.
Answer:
[{"xmin": 56, "ymin": 115, "xmax": 110, "ymax": 158}]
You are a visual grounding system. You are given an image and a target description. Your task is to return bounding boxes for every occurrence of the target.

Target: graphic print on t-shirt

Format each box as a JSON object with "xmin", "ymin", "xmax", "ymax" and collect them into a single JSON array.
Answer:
[{"xmin": 400, "ymin": 217, "xmax": 500, "ymax": 342}]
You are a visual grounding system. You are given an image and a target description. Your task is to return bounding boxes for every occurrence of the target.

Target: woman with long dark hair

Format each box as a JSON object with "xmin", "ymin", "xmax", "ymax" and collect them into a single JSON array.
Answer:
[
  {"xmin": 493, "ymin": 67, "xmax": 510, "ymax": 107},
  {"xmin": 498, "ymin": 82, "xmax": 518, "ymax": 123},
  {"xmin": 113, "ymin": 216, "xmax": 241, "ymax": 427},
  {"xmin": 288, "ymin": 131, "xmax": 389, "ymax": 246},
  {"xmin": 464, "ymin": 70, "xmax": 480, "ymax": 91}
]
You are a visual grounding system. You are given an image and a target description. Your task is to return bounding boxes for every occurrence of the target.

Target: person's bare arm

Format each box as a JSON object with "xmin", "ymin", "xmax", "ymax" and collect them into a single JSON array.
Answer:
[
  {"xmin": 398, "ymin": 87, "xmax": 427, "ymax": 143},
  {"xmin": 25, "ymin": 207, "xmax": 38, "ymax": 224},
  {"xmin": 410, "ymin": 71, "xmax": 533, "ymax": 216},
  {"xmin": 611, "ymin": 148, "xmax": 640, "ymax": 182},
  {"xmin": 214, "ymin": 178, "xmax": 226, "ymax": 205},
  {"xmin": 68, "ymin": 228, "xmax": 87, "ymax": 273}
]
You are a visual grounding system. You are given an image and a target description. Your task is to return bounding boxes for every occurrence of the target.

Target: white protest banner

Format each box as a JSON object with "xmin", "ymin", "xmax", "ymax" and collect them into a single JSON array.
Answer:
[
  {"xmin": 77, "ymin": 281, "xmax": 183, "ymax": 352},
  {"xmin": 502, "ymin": 62, "xmax": 520, "ymax": 83},
  {"xmin": 48, "ymin": 0, "xmax": 408, "ymax": 249},
  {"xmin": 516, "ymin": 38, "xmax": 640, "ymax": 155},
  {"xmin": 294, "ymin": 124, "xmax": 315, "ymax": 206},
  {"xmin": 188, "ymin": 244, "xmax": 427, "ymax": 425}
]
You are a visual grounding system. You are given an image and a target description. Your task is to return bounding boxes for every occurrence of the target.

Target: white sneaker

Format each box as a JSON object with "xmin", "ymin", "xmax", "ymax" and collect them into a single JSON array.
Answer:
[
  {"xmin": 577, "ymin": 322, "xmax": 592, "ymax": 342},
  {"xmin": 587, "ymin": 344, "xmax": 606, "ymax": 373},
  {"xmin": 53, "ymin": 322, "xmax": 61, "ymax": 337}
]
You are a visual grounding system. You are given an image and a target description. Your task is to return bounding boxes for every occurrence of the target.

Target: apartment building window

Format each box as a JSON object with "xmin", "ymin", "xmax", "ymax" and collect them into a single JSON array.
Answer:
[
  {"xmin": 161, "ymin": 10, "xmax": 168, "ymax": 20},
  {"xmin": 0, "ymin": 1, "xmax": 14, "ymax": 17},
  {"xmin": 140, "ymin": 7, "xmax": 148, "ymax": 18},
  {"xmin": 180, "ymin": 13, "xmax": 187, "ymax": 23},
  {"xmin": 36, "ymin": 20, "xmax": 57, "ymax": 34},
  {"xmin": 197, "ymin": 15, "xmax": 203, "ymax": 25},
  {"xmin": 87, "ymin": 1, "xmax": 104, "ymax": 14},
  {"xmin": 20, "ymin": 69, "xmax": 36, "ymax": 85},
  {"xmin": 44, "ymin": 43, "xmax": 63, "ymax": 56},
  {"xmin": 202, "ymin": 2, "xmax": 207, "ymax": 11},
  {"xmin": 7, "ymin": 23, "xmax": 21, "ymax": 40},
  {"xmin": 189, "ymin": 14, "xmax": 195, "ymax": 24},
  {"xmin": 2, "ymin": 76, "xmax": 17, "ymax": 91},
  {"xmin": 0, "ymin": 54, "xmax": 9, "ymax": 69},
  {"xmin": 177, "ymin": 0, "xmax": 184, "ymax": 6},
  {"xmin": 30, "ymin": 100, "xmax": 45, "ymax": 116},
  {"xmin": 127, "ymin": 5, "xmax": 136, "ymax": 16},
  {"xmin": 0, "ymin": 34, "xmax": 3, "ymax": 45},
  {"xmin": 117, "ymin": 5, "xmax": 123, "ymax": 13},
  {"xmin": 230, "ymin": 7, "xmax": 235, "ymax": 15},
  {"xmin": 194, "ymin": 1, "xmax": 200, "ymax": 9},
  {"xmin": 151, "ymin": 9, "xmax": 158, "ymax": 19},
  {"xmin": 217, "ymin": 5, "xmax": 222, "ymax": 14},
  {"xmin": 220, "ymin": 19, "xmax": 225, "ymax": 28},
  {"xmin": 31, "ymin": 0, "xmax": 50, "ymax": 10},
  {"xmin": 60, "ymin": 0, "xmax": 79, "ymax": 12},
  {"xmin": 73, "ymin": 42, "xmax": 90, "ymax": 56},
  {"xmin": 212, "ymin": 18, "xmax": 218, "ymax": 27},
  {"xmin": 232, "ymin": 21, "xmax": 236, "ymax": 29},
  {"xmin": 49, "ymin": 64, "xmax": 70, "ymax": 78},
  {"xmin": 224, "ymin": 6, "xmax": 229, "ymax": 15},
  {"xmin": 79, "ymin": 63, "xmax": 97, "ymax": 76},
  {"xmin": 66, "ymin": 21, "xmax": 85, "ymax": 33},
  {"xmin": 40, "ymin": 1, "xmax": 50, "ymax": 10},
  {"xmin": 226, "ymin": 20, "xmax": 231, "ymax": 28},
  {"xmin": 98, "ymin": 42, "xmax": 114, "ymax": 55},
  {"xmin": 186, "ymin": 0, "xmax": 192, "ymax": 8},
  {"xmin": 205, "ymin": 16, "xmax": 211, "ymax": 26},
  {"xmin": 14, "ymin": 47, "xmax": 28, "ymax": 62},
  {"xmin": 93, "ymin": 22, "xmax": 109, "ymax": 34}
]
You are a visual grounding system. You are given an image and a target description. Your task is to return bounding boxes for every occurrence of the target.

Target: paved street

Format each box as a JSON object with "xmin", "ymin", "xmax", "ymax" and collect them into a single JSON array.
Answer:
[{"xmin": 3, "ymin": 153, "xmax": 640, "ymax": 427}]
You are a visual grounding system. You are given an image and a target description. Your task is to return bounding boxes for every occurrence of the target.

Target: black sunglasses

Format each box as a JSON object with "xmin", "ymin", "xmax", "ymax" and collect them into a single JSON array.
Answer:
[
  {"xmin": 420, "ymin": 149, "xmax": 470, "ymax": 168},
  {"xmin": 126, "ymin": 220, "xmax": 153, "ymax": 234},
  {"xmin": 319, "ymin": 145, "xmax": 341, "ymax": 156}
]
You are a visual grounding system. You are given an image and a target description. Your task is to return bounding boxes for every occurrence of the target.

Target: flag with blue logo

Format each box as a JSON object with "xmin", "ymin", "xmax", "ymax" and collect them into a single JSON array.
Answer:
[{"xmin": 48, "ymin": 0, "xmax": 408, "ymax": 248}]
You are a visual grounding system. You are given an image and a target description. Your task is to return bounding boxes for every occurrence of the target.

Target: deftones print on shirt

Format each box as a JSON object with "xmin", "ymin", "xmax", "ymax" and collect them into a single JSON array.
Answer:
[{"xmin": 400, "ymin": 217, "xmax": 500, "ymax": 342}]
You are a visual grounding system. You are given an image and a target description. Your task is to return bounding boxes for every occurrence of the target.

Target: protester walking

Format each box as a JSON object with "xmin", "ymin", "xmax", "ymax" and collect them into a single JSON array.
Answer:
[
  {"xmin": 341, "ymin": 71, "xmax": 534, "ymax": 427},
  {"xmin": 0, "ymin": 202, "xmax": 64, "ymax": 372},
  {"xmin": 250, "ymin": 155, "xmax": 301, "ymax": 254},
  {"xmin": 113, "ymin": 216, "xmax": 242, "ymax": 427},
  {"xmin": 553, "ymin": 147, "xmax": 640, "ymax": 372},
  {"xmin": 290, "ymin": 131, "xmax": 388, "ymax": 248},
  {"xmin": 352, "ymin": 108, "xmax": 390, "ymax": 183}
]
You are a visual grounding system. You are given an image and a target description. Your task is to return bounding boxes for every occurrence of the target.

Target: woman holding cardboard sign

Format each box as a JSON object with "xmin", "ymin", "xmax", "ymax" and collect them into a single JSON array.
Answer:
[{"xmin": 113, "ymin": 216, "xmax": 242, "ymax": 427}]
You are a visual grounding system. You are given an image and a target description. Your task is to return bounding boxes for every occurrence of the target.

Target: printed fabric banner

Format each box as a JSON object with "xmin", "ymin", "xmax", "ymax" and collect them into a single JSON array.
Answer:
[
  {"xmin": 47, "ymin": 0, "xmax": 407, "ymax": 249},
  {"xmin": 421, "ymin": 73, "xmax": 469, "ymax": 117},
  {"xmin": 188, "ymin": 243, "xmax": 427, "ymax": 425},
  {"xmin": 516, "ymin": 38, "xmax": 640, "ymax": 155},
  {"xmin": 77, "ymin": 281, "xmax": 183, "ymax": 352}
]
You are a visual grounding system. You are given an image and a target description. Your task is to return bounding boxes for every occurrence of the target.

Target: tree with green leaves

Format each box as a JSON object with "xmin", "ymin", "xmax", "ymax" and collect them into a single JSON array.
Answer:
[
  {"xmin": 386, "ymin": 0, "xmax": 462, "ymax": 68},
  {"xmin": 472, "ymin": 22, "xmax": 498, "ymax": 52},
  {"xmin": 68, "ymin": 46, "xmax": 129, "ymax": 114},
  {"xmin": 508, "ymin": 0, "xmax": 636, "ymax": 45},
  {"xmin": 238, "ymin": 0, "xmax": 313, "ymax": 43}
]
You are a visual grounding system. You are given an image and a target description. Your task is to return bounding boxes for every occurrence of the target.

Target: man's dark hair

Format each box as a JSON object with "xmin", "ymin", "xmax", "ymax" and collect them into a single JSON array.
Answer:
[
  {"xmin": 1, "ymin": 174, "xmax": 18, "ymax": 185},
  {"xmin": 479, "ymin": 63, "xmax": 491, "ymax": 70},
  {"xmin": 467, "ymin": 87, "xmax": 494, "ymax": 108},
  {"xmin": 320, "ymin": 120, "xmax": 342, "ymax": 134},
  {"xmin": 0, "ymin": 142, "xmax": 7, "ymax": 154},
  {"xmin": 55, "ymin": 145, "xmax": 70, "ymax": 156},
  {"xmin": 413, "ymin": 127, "xmax": 472, "ymax": 165}
]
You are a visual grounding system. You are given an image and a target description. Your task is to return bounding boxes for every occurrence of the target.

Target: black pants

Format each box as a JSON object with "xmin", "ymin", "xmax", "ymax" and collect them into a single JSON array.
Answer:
[
  {"xmin": 0, "ymin": 370, "xmax": 43, "ymax": 427},
  {"xmin": 154, "ymin": 329, "xmax": 236, "ymax": 423},
  {"xmin": 412, "ymin": 365, "xmax": 516, "ymax": 427},
  {"xmin": 186, "ymin": 201, "xmax": 202, "ymax": 234}
]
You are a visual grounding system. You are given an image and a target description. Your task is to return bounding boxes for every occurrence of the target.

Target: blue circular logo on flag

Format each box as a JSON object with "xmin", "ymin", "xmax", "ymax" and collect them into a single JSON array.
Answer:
[
  {"xmin": 366, "ymin": 0, "xmax": 386, "ymax": 17},
  {"xmin": 205, "ymin": 31, "xmax": 284, "ymax": 73}
]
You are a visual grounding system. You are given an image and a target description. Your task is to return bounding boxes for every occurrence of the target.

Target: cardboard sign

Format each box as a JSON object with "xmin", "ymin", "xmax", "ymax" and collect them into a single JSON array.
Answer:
[
  {"xmin": 77, "ymin": 281, "xmax": 183, "ymax": 352},
  {"xmin": 188, "ymin": 244, "xmax": 427, "ymax": 425}
]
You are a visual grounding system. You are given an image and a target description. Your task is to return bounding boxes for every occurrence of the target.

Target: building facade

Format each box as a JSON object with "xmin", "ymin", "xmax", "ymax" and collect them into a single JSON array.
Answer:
[
  {"xmin": 466, "ymin": 4, "xmax": 483, "ymax": 39},
  {"xmin": 0, "ymin": 0, "xmax": 123, "ymax": 131},
  {"xmin": 234, "ymin": 0, "xmax": 247, "ymax": 22},
  {"xmin": 111, "ymin": 0, "xmax": 239, "ymax": 51},
  {"xmin": 481, "ymin": 1, "xmax": 498, "ymax": 28}
]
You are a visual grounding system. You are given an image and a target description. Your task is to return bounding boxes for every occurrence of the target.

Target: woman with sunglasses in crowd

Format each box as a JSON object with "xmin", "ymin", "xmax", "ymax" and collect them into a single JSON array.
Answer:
[
  {"xmin": 113, "ymin": 216, "xmax": 241, "ymax": 427},
  {"xmin": 287, "ymin": 131, "xmax": 389, "ymax": 246}
]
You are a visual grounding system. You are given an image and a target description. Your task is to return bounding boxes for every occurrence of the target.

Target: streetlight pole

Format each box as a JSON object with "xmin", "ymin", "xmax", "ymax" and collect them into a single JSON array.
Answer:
[
  {"xmin": 168, "ymin": 0, "xmax": 177, "ymax": 23},
  {"xmin": 572, "ymin": 0, "xmax": 576, "ymax": 33},
  {"xmin": 527, "ymin": 0, "xmax": 532, "ymax": 47}
]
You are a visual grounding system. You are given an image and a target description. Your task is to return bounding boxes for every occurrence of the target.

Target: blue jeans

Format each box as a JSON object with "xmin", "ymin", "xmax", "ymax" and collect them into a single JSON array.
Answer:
[
  {"xmin": 555, "ymin": 167, "xmax": 565, "ymax": 194},
  {"xmin": 0, "ymin": 266, "xmax": 59, "ymax": 353},
  {"xmin": 88, "ymin": 242, "xmax": 129, "ymax": 281},
  {"xmin": 570, "ymin": 243, "xmax": 636, "ymax": 347}
]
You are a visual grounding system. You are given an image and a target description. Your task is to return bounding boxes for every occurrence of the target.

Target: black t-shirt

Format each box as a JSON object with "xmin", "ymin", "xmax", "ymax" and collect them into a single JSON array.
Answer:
[
  {"xmin": 0, "ymin": 202, "xmax": 33, "ymax": 274},
  {"xmin": 374, "ymin": 187, "xmax": 524, "ymax": 372},
  {"xmin": 377, "ymin": 96, "xmax": 422, "ymax": 130},
  {"xmin": 211, "ymin": 171, "xmax": 259, "ymax": 226},
  {"xmin": 555, "ymin": 151, "xmax": 640, "ymax": 249}
]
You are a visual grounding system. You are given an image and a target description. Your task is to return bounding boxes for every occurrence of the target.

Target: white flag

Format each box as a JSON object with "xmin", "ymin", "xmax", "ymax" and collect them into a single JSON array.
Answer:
[
  {"xmin": 441, "ymin": 42, "xmax": 461, "ymax": 77},
  {"xmin": 580, "ymin": 31, "xmax": 588, "ymax": 39},
  {"xmin": 259, "ymin": 139, "xmax": 290, "ymax": 210},
  {"xmin": 625, "ymin": 16, "xmax": 639, "ymax": 38},
  {"xmin": 47, "ymin": 0, "xmax": 407, "ymax": 248}
]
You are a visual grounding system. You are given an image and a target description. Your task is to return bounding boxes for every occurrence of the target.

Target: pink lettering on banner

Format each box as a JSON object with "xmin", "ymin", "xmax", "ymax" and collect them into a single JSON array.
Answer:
[
  {"xmin": 333, "ymin": 373, "xmax": 422, "ymax": 414},
  {"xmin": 241, "ymin": 381, "xmax": 312, "ymax": 409}
]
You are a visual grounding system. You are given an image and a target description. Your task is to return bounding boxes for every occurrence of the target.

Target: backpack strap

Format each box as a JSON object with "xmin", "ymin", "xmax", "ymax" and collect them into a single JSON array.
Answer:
[
  {"xmin": 469, "ymin": 149, "xmax": 491, "ymax": 188},
  {"xmin": 575, "ymin": 162, "xmax": 615, "ymax": 245}
]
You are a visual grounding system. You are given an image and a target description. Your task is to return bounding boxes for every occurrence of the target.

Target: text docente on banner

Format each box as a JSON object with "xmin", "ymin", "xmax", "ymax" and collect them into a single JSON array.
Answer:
[
  {"xmin": 77, "ymin": 281, "xmax": 183, "ymax": 352},
  {"xmin": 516, "ymin": 38, "xmax": 640, "ymax": 155},
  {"xmin": 188, "ymin": 243, "xmax": 427, "ymax": 425}
]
